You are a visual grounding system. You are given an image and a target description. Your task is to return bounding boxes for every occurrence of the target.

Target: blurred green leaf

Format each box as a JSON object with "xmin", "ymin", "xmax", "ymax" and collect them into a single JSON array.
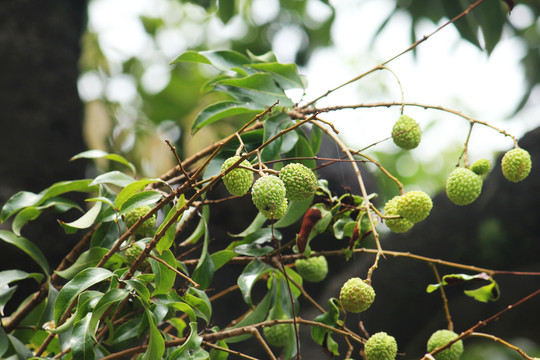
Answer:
[
  {"xmin": 214, "ymin": 73, "xmax": 293, "ymax": 107},
  {"xmin": 247, "ymin": 62, "xmax": 305, "ymax": 90},
  {"xmin": 476, "ymin": 0, "xmax": 507, "ymax": 54},
  {"xmin": 0, "ymin": 327, "xmax": 7, "ymax": 357},
  {"xmin": 443, "ymin": 0, "xmax": 481, "ymax": 48},
  {"xmin": 71, "ymin": 149, "xmax": 136, "ymax": 173},
  {"xmin": 192, "ymin": 206, "xmax": 214, "ymax": 290},
  {"xmin": 192, "ymin": 101, "xmax": 261, "ymax": 135},
  {"xmin": 54, "ymin": 268, "xmax": 114, "ymax": 324},
  {"xmin": 218, "ymin": 0, "xmax": 235, "ymax": 24},
  {"xmin": 7, "ymin": 334, "xmax": 34, "ymax": 359},
  {"xmin": 0, "ymin": 230, "xmax": 50, "ymax": 275},
  {"xmin": 170, "ymin": 50, "xmax": 250, "ymax": 71}
]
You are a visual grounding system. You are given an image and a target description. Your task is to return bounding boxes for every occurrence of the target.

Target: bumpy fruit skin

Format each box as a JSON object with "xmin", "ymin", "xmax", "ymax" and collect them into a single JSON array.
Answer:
[
  {"xmin": 260, "ymin": 198, "xmax": 288, "ymax": 220},
  {"xmin": 427, "ymin": 329, "xmax": 464, "ymax": 360},
  {"xmin": 396, "ymin": 191, "xmax": 433, "ymax": 223},
  {"xmin": 446, "ymin": 168, "xmax": 482, "ymax": 206},
  {"xmin": 471, "ymin": 158, "xmax": 491, "ymax": 176},
  {"xmin": 251, "ymin": 175, "xmax": 287, "ymax": 213},
  {"xmin": 339, "ymin": 277, "xmax": 375, "ymax": 313},
  {"xmin": 124, "ymin": 206, "xmax": 156, "ymax": 236},
  {"xmin": 295, "ymin": 255, "xmax": 328, "ymax": 282},
  {"xmin": 125, "ymin": 243, "xmax": 151, "ymax": 270},
  {"xmin": 221, "ymin": 156, "xmax": 254, "ymax": 196},
  {"xmin": 501, "ymin": 148, "xmax": 531, "ymax": 182},
  {"xmin": 279, "ymin": 163, "xmax": 318, "ymax": 201},
  {"xmin": 392, "ymin": 115, "xmax": 422, "ymax": 150},
  {"xmin": 384, "ymin": 196, "xmax": 414, "ymax": 233},
  {"xmin": 364, "ymin": 332, "xmax": 398, "ymax": 360},
  {"xmin": 263, "ymin": 319, "xmax": 293, "ymax": 347}
]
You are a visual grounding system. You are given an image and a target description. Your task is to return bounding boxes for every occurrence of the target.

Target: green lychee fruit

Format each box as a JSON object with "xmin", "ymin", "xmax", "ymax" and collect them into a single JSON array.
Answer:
[
  {"xmin": 221, "ymin": 156, "xmax": 254, "ymax": 196},
  {"xmin": 295, "ymin": 255, "xmax": 328, "ymax": 282},
  {"xmin": 124, "ymin": 206, "xmax": 156, "ymax": 236},
  {"xmin": 501, "ymin": 148, "xmax": 531, "ymax": 182},
  {"xmin": 364, "ymin": 332, "xmax": 398, "ymax": 360},
  {"xmin": 445, "ymin": 168, "xmax": 482, "ymax": 206},
  {"xmin": 339, "ymin": 277, "xmax": 375, "ymax": 313},
  {"xmin": 383, "ymin": 196, "xmax": 414, "ymax": 233},
  {"xmin": 260, "ymin": 198, "xmax": 288, "ymax": 220},
  {"xmin": 392, "ymin": 115, "xmax": 422, "ymax": 150},
  {"xmin": 125, "ymin": 243, "xmax": 151, "ymax": 270},
  {"xmin": 427, "ymin": 329, "xmax": 464, "ymax": 360},
  {"xmin": 396, "ymin": 190, "xmax": 433, "ymax": 223},
  {"xmin": 470, "ymin": 158, "xmax": 491, "ymax": 176},
  {"xmin": 263, "ymin": 318, "xmax": 293, "ymax": 347},
  {"xmin": 251, "ymin": 175, "xmax": 287, "ymax": 213},
  {"xmin": 279, "ymin": 163, "xmax": 318, "ymax": 201}
]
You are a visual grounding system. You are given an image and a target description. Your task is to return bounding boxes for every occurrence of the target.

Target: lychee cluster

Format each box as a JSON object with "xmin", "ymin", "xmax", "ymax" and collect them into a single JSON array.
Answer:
[
  {"xmin": 392, "ymin": 114, "xmax": 422, "ymax": 150},
  {"xmin": 295, "ymin": 255, "xmax": 328, "ymax": 283},
  {"xmin": 339, "ymin": 277, "xmax": 375, "ymax": 313},
  {"xmin": 383, "ymin": 191, "xmax": 432, "ymax": 233},
  {"xmin": 125, "ymin": 243, "xmax": 151, "ymax": 270},
  {"xmin": 427, "ymin": 329, "xmax": 464, "ymax": 360},
  {"xmin": 124, "ymin": 206, "xmax": 156, "ymax": 237},
  {"xmin": 364, "ymin": 332, "xmax": 398, "ymax": 360},
  {"xmin": 221, "ymin": 157, "xmax": 318, "ymax": 220}
]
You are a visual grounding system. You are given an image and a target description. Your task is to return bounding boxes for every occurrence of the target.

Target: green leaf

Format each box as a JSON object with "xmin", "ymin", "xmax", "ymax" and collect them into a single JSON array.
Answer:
[
  {"xmin": 210, "ymin": 250, "xmax": 237, "ymax": 270},
  {"xmin": 59, "ymin": 201, "xmax": 102, "ymax": 233},
  {"xmin": 192, "ymin": 207, "xmax": 214, "ymax": 290},
  {"xmin": 274, "ymin": 196, "xmax": 313, "ymax": 228},
  {"xmin": 126, "ymin": 278, "xmax": 151, "ymax": 303},
  {"xmin": 0, "ymin": 327, "xmax": 7, "ymax": 357},
  {"xmin": 54, "ymin": 268, "xmax": 114, "ymax": 324},
  {"xmin": 192, "ymin": 101, "xmax": 261, "ymax": 135},
  {"xmin": 0, "ymin": 230, "xmax": 50, "ymax": 275},
  {"xmin": 55, "ymin": 247, "xmax": 123, "ymax": 280},
  {"xmin": 260, "ymin": 113, "xmax": 296, "ymax": 162},
  {"xmin": 209, "ymin": 338, "xmax": 229, "ymax": 360},
  {"xmin": 464, "ymin": 279, "xmax": 500, "ymax": 302},
  {"xmin": 218, "ymin": 0, "xmax": 235, "ymax": 24},
  {"xmin": 12, "ymin": 207, "xmax": 42, "ymax": 236},
  {"xmin": 234, "ymin": 243, "xmax": 273, "ymax": 257},
  {"xmin": 88, "ymin": 288, "xmax": 129, "ymax": 336},
  {"xmin": 7, "ymin": 334, "xmax": 34, "ymax": 359},
  {"xmin": 156, "ymin": 197, "xmax": 184, "ymax": 254},
  {"xmin": 0, "ymin": 270, "xmax": 43, "ymax": 290},
  {"xmin": 1, "ymin": 191, "xmax": 42, "ymax": 223},
  {"xmin": 311, "ymin": 298, "xmax": 341, "ymax": 346},
  {"xmin": 143, "ymin": 308, "xmax": 165, "ymax": 360},
  {"xmin": 215, "ymin": 73, "xmax": 293, "ymax": 107},
  {"xmin": 71, "ymin": 313, "xmax": 95, "ymax": 360},
  {"xmin": 151, "ymin": 250, "xmax": 177, "ymax": 296},
  {"xmin": 237, "ymin": 259, "xmax": 274, "ymax": 305},
  {"xmin": 309, "ymin": 124, "xmax": 322, "ymax": 154},
  {"xmin": 225, "ymin": 290, "xmax": 273, "ymax": 343},
  {"xmin": 119, "ymin": 191, "xmax": 162, "ymax": 215},
  {"xmin": 475, "ymin": 0, "xmax": 507, "ymax": 54},
  {"xmin": 247, "ymin": 62, "xmax": 306, "ymax": 89},
  {"xmin": 284, "ymin": 133, "xmax": 316, "ymax": 169},
  {"xmin": 114, "ymin": 178, "xmax": 163, "ymax": 209},
  {"xmin": 91, "ymin": 171, "xmax": 136, "ymax": 187},
  {"xmin": 71, "ymin": 149, "xmax": 136, "ymax": 173},
  {"xmin": 426, "ymin": 273, "xmax": 487, "ymax": 293},
  {"xmin": 167, "ymin": 322, "xmax": 205, "ymax": 360},
  {"xmin": 181, "ymin": 287, "xmax": 212, "ymax": 324},
  {"xmin": 228, "ymin": 212, "xmax": 267, "ymax": 238},
  {"xmin": 0, "ymin": 286, "xmax": 17, "ymax": 317},
  {"xmin": 170, "ymin": 50, "xmax": 250, "ymax": 71},
  {"xmin": 443, "ymin": 0, "xmax": 481, "ymax": 48}
]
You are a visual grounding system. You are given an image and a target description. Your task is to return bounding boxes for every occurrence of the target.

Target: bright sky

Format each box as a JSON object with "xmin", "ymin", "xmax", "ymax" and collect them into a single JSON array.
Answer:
[{"xmin": 80, "ymin": 0, "xmax": 540, "ymax": 172}]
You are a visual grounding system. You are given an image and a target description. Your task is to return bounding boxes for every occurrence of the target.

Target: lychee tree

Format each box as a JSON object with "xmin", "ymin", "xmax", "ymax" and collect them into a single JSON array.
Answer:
[{"xmin": 0, "ymin": 1, "xmax": 539, "ymax": 360}]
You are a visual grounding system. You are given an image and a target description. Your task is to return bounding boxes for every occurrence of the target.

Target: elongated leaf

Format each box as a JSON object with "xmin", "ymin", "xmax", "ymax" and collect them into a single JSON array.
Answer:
[
  {"xmin": 210, "ymin": 250, "xmax": 237, "ymax": 270},
  {"xmin": 426, "ymin": 273, "xmax": 489, "ymax": 292},
  {"xmin": 0, "ymin": 286, "xmax": 17, "ymax": 317},
  {"xmin": 52, "ymin": 290, "xmax": 103, "ymax": 334},
  {"xmin": 260, "ymin": 113, "xmax": 295, "ymax": 162},
  {"xmin": 119, "ymin": 191, "xmax": 162, "ymax": 215},
  {"xmin": 71, "ymin": 149, "xmax": 136, "ymax": 173},
  {"xmin": 0, "ymin": 230, "xmax": 50, "ymax": 275},
  {"xmin": 0, "ymin": 327, "xmax": 7, "ymax": 358},
  {"xmin": 170, "ymin": 50, "xmax": 250, "ymax": 71},
  {"xmin": 181, "ymin": 287, "xmax": 212, "ymax": 324},
  {"xmin": 167, "ymin": 322, "xmax": 204, "ymax": 360},
  {"xmin": 143, "ymin": 308, "xmax": 165, "ymax": 360},
  {"xmin": 71, "ymin": 313, "xmax": 95, "ymax": 360},
  {"xmin": 0, "ymin": 270, "xmax": 43, "ymax": 289},
  {"xmin": 126, "ymin": 278, "xmax": 151, "ymax": 303},
  {"xmin": 55, "ymin": 247, "xmax": 123, "ymax": 280},
  {"xmin": 238, "ymin": 259, "xmax": 274, "ymax": 305},
  {"xmin": 311, "ymin": 298, "xmax": 340, "ymax": 345},
  {"xmin": 192, "ymin": 207, "xmax": 214, "ymax": 290},
  {"xmin": 156, "ymin": 195, "xmax": 185, "ymax": 254},
  {"xmin": 59, "ymin": 201, "xmax": 102, "ymax": 233},
  {"xmin": 225, "ymin": 290, "xmax": 273, "ymax": 343},
  {"xmin": 274, "ymin": 197, "xmax": 313, "ymax": 228},
  {"xmin": 215, "ymin": 73, "xmax": 293, "ymax": 107},
  {"xmin": 218, "ymin": 0, "xmax": 235, "ymax": 24},
  {"xmin": 443, "ymin": 0, "xmax": 481, "ymax": 48},
  {"xmin": 7, "ymin": 334, "xmax": 34, "ymax": 359},
  {"xmin": 152, "ymin": 250, "xmax": 177, "ymax": 296},
  {"xmin": 115, "ymin": 178, "xmax": 163, "ymax": 209},
  {"xmin": 475, "ymin": 0, "xmax": 506, "ymax": 54},
  {"xmin": 89, "ymin": 288, "xmax": 129, "ymax": 336},
  {"xmin": 247, "ymin": 62, "xmax": 305, "ymax": 89},
  {"xmin": 229, "ymin": 212, "xmax": 267, "ymax": 238},
  {"xmin": 192, "ymin": 101, "xmax": 261, "ymax": 135},
  {"xmin": 0, "ymin": 191, "xmax": 42, "ymax": 222},
  {"xmin": 54, "ymin": 268, "xmax": 114, "ymax": 324},
  {"xmin": 12, "ymin": 207, "xmax": 42, "ymax": 236},
  {"xmin": 91, "ymin": 171, "xmax": 135, "ymax": 187},
  {"xmin": 464, "ymin": 279, "xmax": 500, "ymax": 302}
]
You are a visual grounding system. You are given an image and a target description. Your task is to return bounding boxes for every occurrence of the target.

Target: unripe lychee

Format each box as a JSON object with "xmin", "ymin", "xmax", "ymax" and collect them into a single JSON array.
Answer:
[
  {"xmin": 221, "ymin": 156, "xmax": 254, "ymax": 196},
  {"xmin": 364, "ymin": 332, "xmax": 398, "ymax": 360},
  {"xmin": 263, "ymin": 318, "xmax": 293, "ymax": 347},
  {"xmin": 339, "ymin": 277, "xmax": 375, "ymax": 313},
  {"xmin": 260, "ymin": 198, "xmax": 288, "ymax": 220},
  {"xmin": 124, "ymin": 206, "xmax": 156, "ymax": 236},
  {"xmin": 383, "ymin": 196, "xmax": 414, "ymax": 233},
  {"xmin": 396, "ymin": 191, "xmax": 433, "ymax": 223},
  {"xmin": 295, "ymin": 255, "xmax": 328, "ymax": 282},
  {"xmin": 501, "ymin": 148, "xmax": 531, "ymax": 183},
  {"xmin": 125, "ymin": 243, "xmax": 151, "ymax": 270},
  {"xmin": 392, "ymin": 115, "xmax": 422, "ymax": 150},
  {"xmin": 445, "ymin": 168, "xmax": 482, "ymax": 206},
  {"xmin": 279, "ymin": 163, "xmax": 318, "ymax": 201},
  {"xmin": 251, "ymin": 175, "xmax": 287, "ymax": 213},
  {"xmin": 427, "ymin": 329, "xmax": 464, "ymax": 360},
  {"xmin": 471, "ymin": 158, "xmax": 491, "ymax": 176}
]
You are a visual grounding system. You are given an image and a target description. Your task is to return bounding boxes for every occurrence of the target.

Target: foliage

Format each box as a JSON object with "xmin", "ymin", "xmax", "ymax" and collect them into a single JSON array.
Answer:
[{"xmin": 1, "ymin": 1, "xmax": 539, "ymax": 359}]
